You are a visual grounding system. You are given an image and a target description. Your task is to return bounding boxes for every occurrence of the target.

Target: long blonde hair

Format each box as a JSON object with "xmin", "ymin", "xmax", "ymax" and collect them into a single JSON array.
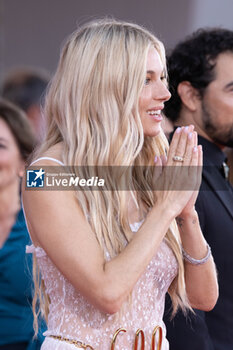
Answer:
[{"xmin": 32, "ymin": 18, "xmax": 191, "ymax": 333}]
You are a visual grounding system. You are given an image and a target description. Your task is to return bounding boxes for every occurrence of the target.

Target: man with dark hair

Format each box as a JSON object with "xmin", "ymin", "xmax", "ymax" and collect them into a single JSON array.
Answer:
[
  {"xmin": 163, "ymin": 28, "xmax": 233, "ymax": 350},
  {"xmin": 1, "ymin": 69, "xmax": 49, "ymax": 141}
]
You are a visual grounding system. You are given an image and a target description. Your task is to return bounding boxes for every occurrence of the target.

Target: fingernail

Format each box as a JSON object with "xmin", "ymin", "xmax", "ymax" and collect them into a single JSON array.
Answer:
[
  {"xmin": 176, "ymin": 127, "xmax": 181, "ymax": 134},
  {"xmin": 193, "ymin": 146, "xmax": 198, "ymax": 152},
  {"xmin": 188, "ymin": 132, "xmax": 193, "ymax": 139},
  {"xmin": 184, "ymin": 126, "xmax": 189, "ymax": 133},
  {"xmin": 154, "ymin": 156, "xmax": 158, "ymax": 163}
]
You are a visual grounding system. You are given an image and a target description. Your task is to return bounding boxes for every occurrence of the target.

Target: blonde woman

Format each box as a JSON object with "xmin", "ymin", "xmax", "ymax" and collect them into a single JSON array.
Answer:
[{"xmin": 22, "ymin": 20, "xmax": 218, "ymax": 350}]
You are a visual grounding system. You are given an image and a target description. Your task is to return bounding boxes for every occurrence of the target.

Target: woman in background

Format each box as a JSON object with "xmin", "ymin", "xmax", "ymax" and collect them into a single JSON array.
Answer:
[
  {"xmin": 0, "ymin": 99, "xmax": 27, "ymax": 247},
  {"xmin": 22, "ymin": 20, "xmax": 218, "ymax": 350},
  {"xmin": 0, "ymin": 99, "xmax": 45, "ymax": 349}
]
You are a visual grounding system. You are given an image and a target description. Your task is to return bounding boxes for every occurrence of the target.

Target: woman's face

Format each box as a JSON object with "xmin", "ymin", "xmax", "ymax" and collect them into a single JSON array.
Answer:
[
  {"xmin": 0, "ymin": 118, "xmax": 24, "ymax": 189},
  {"xmin": 139, "ymin": 47, "xmax": 171, "ymax": 137}
]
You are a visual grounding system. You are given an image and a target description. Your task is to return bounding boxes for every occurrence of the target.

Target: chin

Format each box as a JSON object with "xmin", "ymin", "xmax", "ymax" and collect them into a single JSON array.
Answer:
[{"xmin": 144, "ymin": 128, "xmax": 161, "ymax": 138}]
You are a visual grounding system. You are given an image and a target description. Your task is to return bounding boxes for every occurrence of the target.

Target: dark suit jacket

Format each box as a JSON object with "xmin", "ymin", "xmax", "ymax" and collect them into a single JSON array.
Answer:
[{"xmin": 163, "ymin": 136, "xmax": 233, "ymax": 350}]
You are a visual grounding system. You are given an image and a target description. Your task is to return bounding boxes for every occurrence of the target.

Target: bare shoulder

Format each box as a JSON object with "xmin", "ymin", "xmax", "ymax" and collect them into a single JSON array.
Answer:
[
  {"xmin": 22, "ymin": 176, "xmax": 84, "ymax": 249},
  {"xmin": 32, "ymin": 142, "xmax": 64, "ymax": 166},
  {"xmin": 21, "ymin": 141, "xmax": 76, "ymax": 246}
]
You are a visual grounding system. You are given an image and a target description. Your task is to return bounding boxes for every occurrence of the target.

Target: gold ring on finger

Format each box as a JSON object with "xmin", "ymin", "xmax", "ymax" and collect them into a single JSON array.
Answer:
[{"xmin": 173, "ymin": 155, "xmax": 184, "ymax": 162}]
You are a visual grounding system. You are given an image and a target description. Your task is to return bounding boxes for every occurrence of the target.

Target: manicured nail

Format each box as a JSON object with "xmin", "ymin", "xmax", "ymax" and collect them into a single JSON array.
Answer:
[
  {"xmin": 184, "ymin": 126, "xmax": 189, "ymax": 133},
  {"xmin": 193, "ymin": 146, "xmax": 198, "ymax": 152},
  {"xmin": 176, "ymin": 127, "xmax": 181, "ymax": 133},
  {"xmin": 154, "ymin": 155, "xmax": 158, "ymax": 163},
  {"xmin": 188, "ymin": 132, "xmax": 193, "ymax": 140}
]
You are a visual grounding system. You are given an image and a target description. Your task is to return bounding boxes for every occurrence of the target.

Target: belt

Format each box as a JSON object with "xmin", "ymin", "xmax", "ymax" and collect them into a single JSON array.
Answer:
[{"xmin": 49, "ymin": 335, "xmax": 94, "ymax": 349}]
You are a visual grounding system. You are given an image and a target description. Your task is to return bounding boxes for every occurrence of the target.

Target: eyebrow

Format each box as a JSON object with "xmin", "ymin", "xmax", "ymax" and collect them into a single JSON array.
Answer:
[{"xmin": 146, "ymin": 69, "xmax": 166, "ymax": 76}]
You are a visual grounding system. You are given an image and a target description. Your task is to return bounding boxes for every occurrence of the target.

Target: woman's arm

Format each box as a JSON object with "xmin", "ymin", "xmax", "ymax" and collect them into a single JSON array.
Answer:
[
  {"xmin": 176, "ymin": 209, "xmax": 218, "ymax": 311},
  {"xmin": 23, "ymin": 182, "xmax": 177, "ymax": 314},
  {"xmin": 172, "ymin": 129, "xmax": 218, "ymax": 311}
]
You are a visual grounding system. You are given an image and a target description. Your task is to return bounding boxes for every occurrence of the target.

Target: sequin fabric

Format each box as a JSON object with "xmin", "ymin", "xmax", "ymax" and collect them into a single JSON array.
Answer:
[{"xmin": 26, "ymin": 221, "xmax": 178, "ymax": 350}]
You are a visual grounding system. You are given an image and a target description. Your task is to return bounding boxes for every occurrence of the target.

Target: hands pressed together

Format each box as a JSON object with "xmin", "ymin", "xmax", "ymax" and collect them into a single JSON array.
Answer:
[{"xmin": 153, "ymin": 125, "xmax": 202, "ymax": 217}]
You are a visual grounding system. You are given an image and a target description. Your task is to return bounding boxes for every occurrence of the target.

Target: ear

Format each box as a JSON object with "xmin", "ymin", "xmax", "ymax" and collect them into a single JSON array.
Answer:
[
  {"xmin": 18, "ymin": 159, "xmax": 26, "ymax": 178},
  {"xmin": 177, "ymin": 81, "xmax": 200, "ymax": 112}
]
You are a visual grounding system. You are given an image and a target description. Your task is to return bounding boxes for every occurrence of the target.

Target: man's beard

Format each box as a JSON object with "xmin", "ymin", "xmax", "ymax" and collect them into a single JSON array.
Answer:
[{"xmin": 201, "ymin": 101, "xmax": 233, "ymax": 148}]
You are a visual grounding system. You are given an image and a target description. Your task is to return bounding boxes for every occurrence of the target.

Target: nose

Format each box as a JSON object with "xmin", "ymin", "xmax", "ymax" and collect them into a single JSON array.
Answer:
[{"xmin": 153, "ymin": 82, "xmax": 171, "ymax": 103}]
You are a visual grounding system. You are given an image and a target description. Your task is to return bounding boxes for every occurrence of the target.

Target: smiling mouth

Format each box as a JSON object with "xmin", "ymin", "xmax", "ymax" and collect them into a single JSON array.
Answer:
[{"xmin": 147, "ymin": 110, "xmax": 163, "ymax": 121}]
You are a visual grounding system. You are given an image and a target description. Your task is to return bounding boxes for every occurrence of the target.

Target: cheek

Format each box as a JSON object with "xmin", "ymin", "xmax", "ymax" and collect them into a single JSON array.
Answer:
[
  {"xmin": 206, "ymin": 92, "xmax": 233, "ymax": 114},
  {"xmin": 222, "ymin": 96, "xmax": 233, "ymax": 111},
  {"xmin": 0, "ymin": 153, "xmax": 11, "ymax": 168},
  {"xmin": 0, "ymin": 151, "xmax": 21, "ymax": 172},
  {"xmin": 139, "ymin": 92, "xmax": 150, "ymax": 111},
  {"xmin": 213, "ymin": 99, "xmax": 233, "ymax": 123}
]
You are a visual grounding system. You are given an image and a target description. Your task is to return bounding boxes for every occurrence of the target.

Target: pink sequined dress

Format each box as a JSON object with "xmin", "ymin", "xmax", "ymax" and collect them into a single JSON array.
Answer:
[
  {"xmin": 26, "ymin": 222, "xmax": 177, "ymax": 350},
  {"xmin": 26, "ymin": 157, "xmax": 178, "ymax": 350}
]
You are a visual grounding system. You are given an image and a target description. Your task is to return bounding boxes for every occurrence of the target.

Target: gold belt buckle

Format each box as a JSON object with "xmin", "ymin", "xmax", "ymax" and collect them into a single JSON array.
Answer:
[{"xmin": 111, "ymin": 326, "xmax": 163, "ymax": 350}]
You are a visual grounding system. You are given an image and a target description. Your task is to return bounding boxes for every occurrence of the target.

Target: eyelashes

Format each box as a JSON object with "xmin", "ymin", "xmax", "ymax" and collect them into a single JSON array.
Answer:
[{"xmin": 144, "ymin": 78, "xmax": 151, "ymax": 85}]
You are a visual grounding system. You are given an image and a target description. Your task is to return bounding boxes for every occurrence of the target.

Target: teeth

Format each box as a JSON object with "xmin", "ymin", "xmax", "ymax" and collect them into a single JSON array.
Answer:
[{"xmin": 147, "ymin": 110, "xmax": 161, "ymax": 115}]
